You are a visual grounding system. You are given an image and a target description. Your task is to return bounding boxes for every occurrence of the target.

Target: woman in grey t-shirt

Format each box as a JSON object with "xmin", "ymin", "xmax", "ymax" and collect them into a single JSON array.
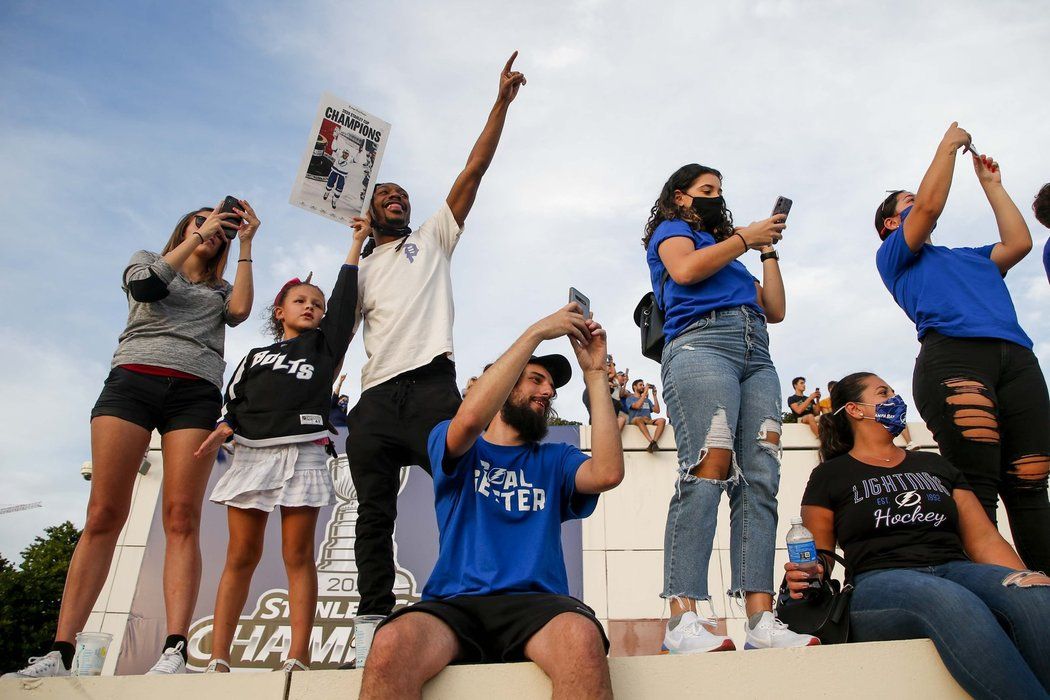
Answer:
[{"xmin": 8, "ymin": 201, "xmax": 260, "ymax": 679}]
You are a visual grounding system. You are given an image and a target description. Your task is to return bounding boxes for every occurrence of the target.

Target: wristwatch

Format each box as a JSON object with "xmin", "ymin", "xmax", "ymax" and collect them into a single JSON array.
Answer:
[{"xmin": 760, "ymin": 249, "xmax": 779, "ymax": 262}]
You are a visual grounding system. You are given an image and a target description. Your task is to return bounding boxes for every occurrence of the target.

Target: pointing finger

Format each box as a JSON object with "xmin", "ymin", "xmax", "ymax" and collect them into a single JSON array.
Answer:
[{"xmin": 503, "ymin": 50, "xmax": 518, "ymax": 75}]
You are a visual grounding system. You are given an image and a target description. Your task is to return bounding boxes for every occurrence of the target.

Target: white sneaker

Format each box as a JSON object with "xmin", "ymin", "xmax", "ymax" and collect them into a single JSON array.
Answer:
[
  {"xmin": 744, "ymin": 611, "xmax": 820, "ymax": 649},
  {"xmin": 3, "ymin": 651, "xmax": 70, "ymax": 678},
  {"xmin": 204, "ymin": 658, "xmax": 230, "ymax": 673},
  {"xmin": 146, "ymin": 641, "xmax": 186, "ymax": 675},
  {"xmin": 661, "ymin": 611, "xmax": 735, "ymax": 654}
]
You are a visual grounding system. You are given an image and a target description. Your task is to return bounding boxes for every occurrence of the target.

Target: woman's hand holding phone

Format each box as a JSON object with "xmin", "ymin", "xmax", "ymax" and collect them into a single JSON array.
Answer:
[
  {"xmin": 737, "ymin": 215, "xmax": 786, "ymax": 250},
  {"xmin": 233, "ymin": 199, "xmax": 261, "ymax": 243}
]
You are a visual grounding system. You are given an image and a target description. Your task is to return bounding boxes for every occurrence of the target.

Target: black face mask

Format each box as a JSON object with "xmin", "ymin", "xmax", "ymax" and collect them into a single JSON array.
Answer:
[{"xmin": 689, "ymin": 194, "xmax": 728, "ymax": 228}]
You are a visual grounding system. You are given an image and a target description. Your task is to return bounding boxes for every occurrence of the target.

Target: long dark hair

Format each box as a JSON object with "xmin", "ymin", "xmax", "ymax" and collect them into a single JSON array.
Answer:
[
  {"xmin": 818, "ymin": 372, "xmax": 876, "ymax": 462},
  {"xmin": 874, "ymin": 190, "xmax": 905, "ymax": 240},
  {"xmin": 643, "ymin": 164, "xmax": 734, "ymax": 248},
  {"xmin": 161, "ymin": 208, "xmax": 230, "ymax": 287}
]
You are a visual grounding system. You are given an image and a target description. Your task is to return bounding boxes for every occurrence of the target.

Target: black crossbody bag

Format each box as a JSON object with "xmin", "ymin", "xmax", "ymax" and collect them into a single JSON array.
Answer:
[
  {"xmin": 775, "ymin": 549, "xmax": 853, "ymax": 644},
  {"xmin": 633, "ymin": 272, "xmax": 669, "ymax": 363}
]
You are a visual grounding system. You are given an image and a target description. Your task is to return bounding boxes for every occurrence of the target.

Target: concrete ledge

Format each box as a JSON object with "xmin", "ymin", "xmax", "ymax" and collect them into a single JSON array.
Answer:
[{"xmin": 3, "ymin": 640, "xmax": 965, "ymax": 698}]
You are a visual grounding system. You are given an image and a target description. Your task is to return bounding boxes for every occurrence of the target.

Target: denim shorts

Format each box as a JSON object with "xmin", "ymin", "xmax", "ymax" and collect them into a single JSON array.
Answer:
[{"xmin": 90, "ymin": 366, "xmax": 222, "ymax": 433}]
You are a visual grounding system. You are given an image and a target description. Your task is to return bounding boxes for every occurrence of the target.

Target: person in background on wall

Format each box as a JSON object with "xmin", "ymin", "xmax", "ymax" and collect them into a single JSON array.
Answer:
[
  {"xmin": 874, "ymin": 122, "xmax": 1049, "ymax": 573},
  {"xmin": 615, "ymin": 370, "xmax": 630, "ymax": 431},
  {"xmin": 817, "ymin": 380, "xmax": 835, "ymax": 415},
  {"xmin": 347, "ymin": 52, "xmax": 527, "ymax": 620},
  {"xmin": 195, "ymin": 217, "xmax": 367, "ymax": 674},
  {"xmin": 627, "ymin": 379, "xmax": 666, "ymax": 452},
  {"xmin": 360, "ymin": 304, "xmax": 623, "ymax": 699},
  {"xmin": 644, "ymin": 163, "xmax": 816, "ymax": 653},
  {"xmin": 787, "ymin": 376, "xmax": 821, "ymax": 437},
  {"xmin": 330, "ymin": 374, "xmax": 349, "ymax": 429},
  {"xmin": 5, "ymin": 201, "xmax": 260, "ymax": 679},
  {"xmin": 1033, "ymin": 182, "xmax": 1050, "ymax": 283},
  {"xmin": 786, "ymin": 372, "xmax": 1050, "ymax": 699}
]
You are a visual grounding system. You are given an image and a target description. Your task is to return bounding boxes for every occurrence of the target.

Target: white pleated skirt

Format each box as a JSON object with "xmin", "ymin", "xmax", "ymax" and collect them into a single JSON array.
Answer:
[{"xmin": 209, "ymin": 441, "xmax": 336, "ymax": 511}]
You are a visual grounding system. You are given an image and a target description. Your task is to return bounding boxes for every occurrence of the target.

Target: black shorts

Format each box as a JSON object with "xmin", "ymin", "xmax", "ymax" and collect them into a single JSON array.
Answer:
[
  {"xmin": 90, "ymin": 366, "xmax": 222, "ymax": 434},
  {"xmin": 379, "ymin": 593, "xmax": 609, "ymax": 664}
]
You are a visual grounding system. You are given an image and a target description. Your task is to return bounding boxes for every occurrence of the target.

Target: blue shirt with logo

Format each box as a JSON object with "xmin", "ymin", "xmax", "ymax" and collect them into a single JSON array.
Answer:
[
  {"xmin": 875, "ymin": 214, "xmax": 1032, "ymax": 349},
  {"xmin": 423, "ymin": 420, "xmax": 597, "ymax": 600},
  {"xmin": 647, "ymin": 219, "xmax": 762, "ymax": 341}
]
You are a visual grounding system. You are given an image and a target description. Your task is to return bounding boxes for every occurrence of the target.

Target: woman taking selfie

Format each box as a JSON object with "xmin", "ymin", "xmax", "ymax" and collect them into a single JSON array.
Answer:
[
  {"xmin": 645, "ymin": 163, "xmax": 816, "ymax": 653},
  {"xmin": 874, "ymin": 122, "xmax": 1049, "ymax": 572},
  {"xmin": 6, "ymin": 200, "xmax": 260, "ymax": 678},
  {"xmin": 787, "ymin": 372, "xmax": 1050, "ymax": 699}
]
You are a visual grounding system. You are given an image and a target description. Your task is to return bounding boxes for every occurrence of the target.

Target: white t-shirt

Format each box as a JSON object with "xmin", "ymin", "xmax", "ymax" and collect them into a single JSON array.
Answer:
[{"xmin": 356, "ymin": 203, "xmax": 463, "ymax": 390}]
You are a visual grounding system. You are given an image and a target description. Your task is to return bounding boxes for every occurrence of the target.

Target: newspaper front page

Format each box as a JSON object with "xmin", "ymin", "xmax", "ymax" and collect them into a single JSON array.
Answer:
[{"xmin": 290, "ymin": 92, "xmax": 391, "ymax": 224}]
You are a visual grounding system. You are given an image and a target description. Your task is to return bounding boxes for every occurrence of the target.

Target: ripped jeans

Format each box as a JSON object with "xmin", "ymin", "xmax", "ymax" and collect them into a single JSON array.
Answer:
[
  {"xmin": 914, "ymin": 331, "xmax": 1050, "ymax": 572},
  {"xmin": 660, "ymin": 306, "xmax": 781, "ymax": 602}
]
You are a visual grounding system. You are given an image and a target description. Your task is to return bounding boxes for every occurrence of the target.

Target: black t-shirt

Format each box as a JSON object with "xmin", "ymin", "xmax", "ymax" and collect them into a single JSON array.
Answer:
[
  {"xmin": 802, "ymin": 451, "xmax": 972, "ymax": 575},
  {"xmin": 788, "ymin": 393, "xmax": 818, "ymax": 416}
]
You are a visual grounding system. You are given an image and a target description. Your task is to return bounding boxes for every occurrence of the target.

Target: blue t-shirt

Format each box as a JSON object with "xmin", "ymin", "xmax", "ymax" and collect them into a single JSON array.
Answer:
[
  {"xmin": 1043, "ymin": 236, "xmax": 1049, "ymax": 284},
  {"xmin": 875, "ymin": 218, "xmax": 1032, "ymax": 349},
  {"xmin": 626, "ymin": 396, "xmax": 653, "ymax": 420},
  {"xmin": 647, "ymin": 219, "xmax": 762, "ymax": 341},
  {"xmin": 423, "ymin": 420, "xmax": 598, "ymax": 600}
]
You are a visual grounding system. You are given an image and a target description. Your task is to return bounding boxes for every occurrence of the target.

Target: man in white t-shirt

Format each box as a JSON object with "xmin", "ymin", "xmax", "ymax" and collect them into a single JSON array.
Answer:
[{"xmin": 346, "ymin": 52, "xmax": 527, "ymax": 618}]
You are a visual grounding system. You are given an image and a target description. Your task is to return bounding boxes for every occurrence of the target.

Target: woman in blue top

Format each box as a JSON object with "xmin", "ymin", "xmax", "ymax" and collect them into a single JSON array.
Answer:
[
  {"xmin": 874, "ymin": 122, "xmax": 1049, "ymax": 574},
  {"xmin": 644, "ymin": 163, "xmax": 816, "ymax": 653}
]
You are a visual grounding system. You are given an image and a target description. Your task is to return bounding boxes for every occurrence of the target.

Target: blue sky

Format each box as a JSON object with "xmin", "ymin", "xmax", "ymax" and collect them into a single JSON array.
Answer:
[{"xmin": 1, "ymin": 0, "xmax": 1048, "ymax": 559}]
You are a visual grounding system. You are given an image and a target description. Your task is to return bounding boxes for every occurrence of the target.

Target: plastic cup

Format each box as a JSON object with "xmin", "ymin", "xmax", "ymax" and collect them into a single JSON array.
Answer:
[
  {"xmin": 353, "ymin": 615, "xmax": 385, "ymax": 668},
  {"xmin": 72, "ymin": 631, "xmax": 113, "ymax": 676}
]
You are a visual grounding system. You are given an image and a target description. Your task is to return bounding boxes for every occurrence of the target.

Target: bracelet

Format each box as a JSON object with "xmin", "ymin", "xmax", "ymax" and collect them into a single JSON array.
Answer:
[
  {"xmin": 733, "ymin": 232, "xmax": 748, "ymax": 253},
  {"xmin": 238, "ymin": 258, "xmax": 252, "ymax": 263}
]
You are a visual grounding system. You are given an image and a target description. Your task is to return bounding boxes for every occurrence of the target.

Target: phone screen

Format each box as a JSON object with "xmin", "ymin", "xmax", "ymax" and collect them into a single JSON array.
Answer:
[{"xmin": 569, "ymin": 287, "xmax": 591, "ymax": 320}]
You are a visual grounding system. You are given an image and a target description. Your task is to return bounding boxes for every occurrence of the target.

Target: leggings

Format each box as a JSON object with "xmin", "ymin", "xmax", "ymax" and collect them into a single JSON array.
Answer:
[{"xmin": 913, "ymin": 331, "xmax": 1050, "ymax": 571}]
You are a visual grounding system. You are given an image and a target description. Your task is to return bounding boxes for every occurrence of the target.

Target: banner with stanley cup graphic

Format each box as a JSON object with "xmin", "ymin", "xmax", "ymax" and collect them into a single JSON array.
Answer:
[{"xmin": 112, "ymin": 425, "xmax": 586, "ymax": 673}]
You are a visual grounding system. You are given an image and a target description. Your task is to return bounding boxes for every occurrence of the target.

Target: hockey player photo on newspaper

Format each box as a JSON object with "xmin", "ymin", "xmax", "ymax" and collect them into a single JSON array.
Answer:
[{"xmin": 289, "ymin": 92, "xmax": 391, "ymax": 224}]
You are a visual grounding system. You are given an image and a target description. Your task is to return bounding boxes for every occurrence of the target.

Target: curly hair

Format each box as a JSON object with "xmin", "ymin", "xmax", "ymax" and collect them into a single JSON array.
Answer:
[
  {"xmin": 642, "ymin": 164, "xmax": 734, "ymax": 249},
  {"xmin": 817, "ymin": 372, "xmax": 876, "ymax": 462},
  {"xmin": 266, "ymin": 282, "xmax": 325, "ymax": 341},
  {"xmin": 1033, "ymin": 182, "xmax": 1050, "ymax": 229}
]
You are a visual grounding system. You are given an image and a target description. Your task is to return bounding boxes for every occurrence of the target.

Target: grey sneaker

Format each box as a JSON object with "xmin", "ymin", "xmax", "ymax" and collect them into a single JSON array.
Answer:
[{"xmin": 3, "ymin": 651, "xmax": 70, "ymax": 679}]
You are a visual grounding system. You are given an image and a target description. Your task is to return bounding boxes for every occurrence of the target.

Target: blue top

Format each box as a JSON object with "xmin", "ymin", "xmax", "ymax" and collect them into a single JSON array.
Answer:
[
  {"xmin": 647, "ymin": 219, "xmax": 762, "ymax": 340},
  {"xmin": 875, "ymin": 209, "xmax": 1032, "ymax": 349},
  {"xmin": 1043, "ymin": 236, "xmax": 1049, "ymax": 284},
  {"xmin": 626, "ymin": 396, "xmax": 653, "ymax": 420},
  {"xmin": 423, "ymin": 420, "xmax": 597, "ymax": 600}
]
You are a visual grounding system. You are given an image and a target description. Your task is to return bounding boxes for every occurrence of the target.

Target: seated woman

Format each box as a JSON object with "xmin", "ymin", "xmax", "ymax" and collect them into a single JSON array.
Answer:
[{"xmin": 785, "ymin": 372, "xmax": 1050, "ymax": 699}]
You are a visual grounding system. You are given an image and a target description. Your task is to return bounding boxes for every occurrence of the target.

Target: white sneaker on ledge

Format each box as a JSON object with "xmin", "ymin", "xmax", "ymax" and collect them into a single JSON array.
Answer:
[
  {"xmin": 744, "ymin": 611, "xmax": 820, "ymax": 649},
  {"xmin": 146, "ymin": 641, "xmax": 186, "ymax": 675},
  {"xmin": 3, "ymin": 651, "xmax": 69, "ymax": 678},
  {"xmin": 661, "ymin": 611, "xmax": 735, "ymax": 653}
]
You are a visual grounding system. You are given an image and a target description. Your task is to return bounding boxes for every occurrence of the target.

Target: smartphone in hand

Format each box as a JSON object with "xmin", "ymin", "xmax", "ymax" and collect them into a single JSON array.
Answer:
[
  {"xmin": 569, "ymin": 287, "xmax": 591, "ymax": 320},
  {"xmin": 772, "ymin": 196, "xmax": 793, "ymax": 220},
  {"xmin": 218, "ymin": 195, "xmax": 244, "ymax": 239}
]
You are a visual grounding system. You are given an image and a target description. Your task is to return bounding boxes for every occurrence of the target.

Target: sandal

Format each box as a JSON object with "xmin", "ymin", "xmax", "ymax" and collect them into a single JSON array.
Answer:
[
  {"xmin": 279, "ymin": 658, "xmax": 309, "ymax": 672},
  {"xmin": 205, "ymin": 658, "xmax": 231, "ymax": 673}
]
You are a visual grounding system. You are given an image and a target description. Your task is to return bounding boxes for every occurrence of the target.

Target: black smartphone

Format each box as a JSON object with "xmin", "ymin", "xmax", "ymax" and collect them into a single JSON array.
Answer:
[
  {"xmin": 569, "ymin": 287, "xmax": 591, "ymax": 320},
  {"xmin": 772, "ymin": 196, "xmax": 793, "ymax": 220},
  {"xmin": 218, "ymin": 195, "xmax": 244, "ymax": 239}
]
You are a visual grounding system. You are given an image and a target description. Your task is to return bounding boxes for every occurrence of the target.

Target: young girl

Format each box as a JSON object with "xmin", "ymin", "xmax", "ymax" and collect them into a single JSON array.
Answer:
[
  {"xmin": 197, "ymin": 217, "xmax": 368, "ymax": 673},
  {"xmin": 787, "ymin": 372, "xmax": 1050, "ymax": 698},
  {"xmin": 6, "ymin": 200, "xmax": 259, "ymax": 679}
]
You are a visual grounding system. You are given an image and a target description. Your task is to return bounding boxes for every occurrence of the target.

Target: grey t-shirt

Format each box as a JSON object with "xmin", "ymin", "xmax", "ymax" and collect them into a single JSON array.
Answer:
[{"xmin": 111, "ymin": 250, "xmax": 239, "ymax": 388}]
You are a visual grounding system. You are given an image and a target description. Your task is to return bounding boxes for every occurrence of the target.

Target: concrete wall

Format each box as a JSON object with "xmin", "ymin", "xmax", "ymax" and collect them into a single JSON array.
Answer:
[{"xmin": 1, "ymin": 639, "xmax": 966, "ymax": 698}]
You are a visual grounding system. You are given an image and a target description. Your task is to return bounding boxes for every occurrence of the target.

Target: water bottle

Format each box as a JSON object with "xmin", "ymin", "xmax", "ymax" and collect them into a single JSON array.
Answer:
[{"xmin": 786, "ymin": 517, "xmax": 820, "ymax": 590}]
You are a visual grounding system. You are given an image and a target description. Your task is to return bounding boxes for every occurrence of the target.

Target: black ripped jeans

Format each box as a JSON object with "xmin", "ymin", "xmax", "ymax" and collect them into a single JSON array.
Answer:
[{"xmin": 914, "ymin": 331, "xmax": 1050, "ymax": 571}]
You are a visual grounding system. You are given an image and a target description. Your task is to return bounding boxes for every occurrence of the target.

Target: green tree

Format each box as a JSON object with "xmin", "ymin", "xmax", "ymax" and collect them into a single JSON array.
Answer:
[{"xmin": 0, "ymin": 521, "xmax": 81, "ymax": 672}]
